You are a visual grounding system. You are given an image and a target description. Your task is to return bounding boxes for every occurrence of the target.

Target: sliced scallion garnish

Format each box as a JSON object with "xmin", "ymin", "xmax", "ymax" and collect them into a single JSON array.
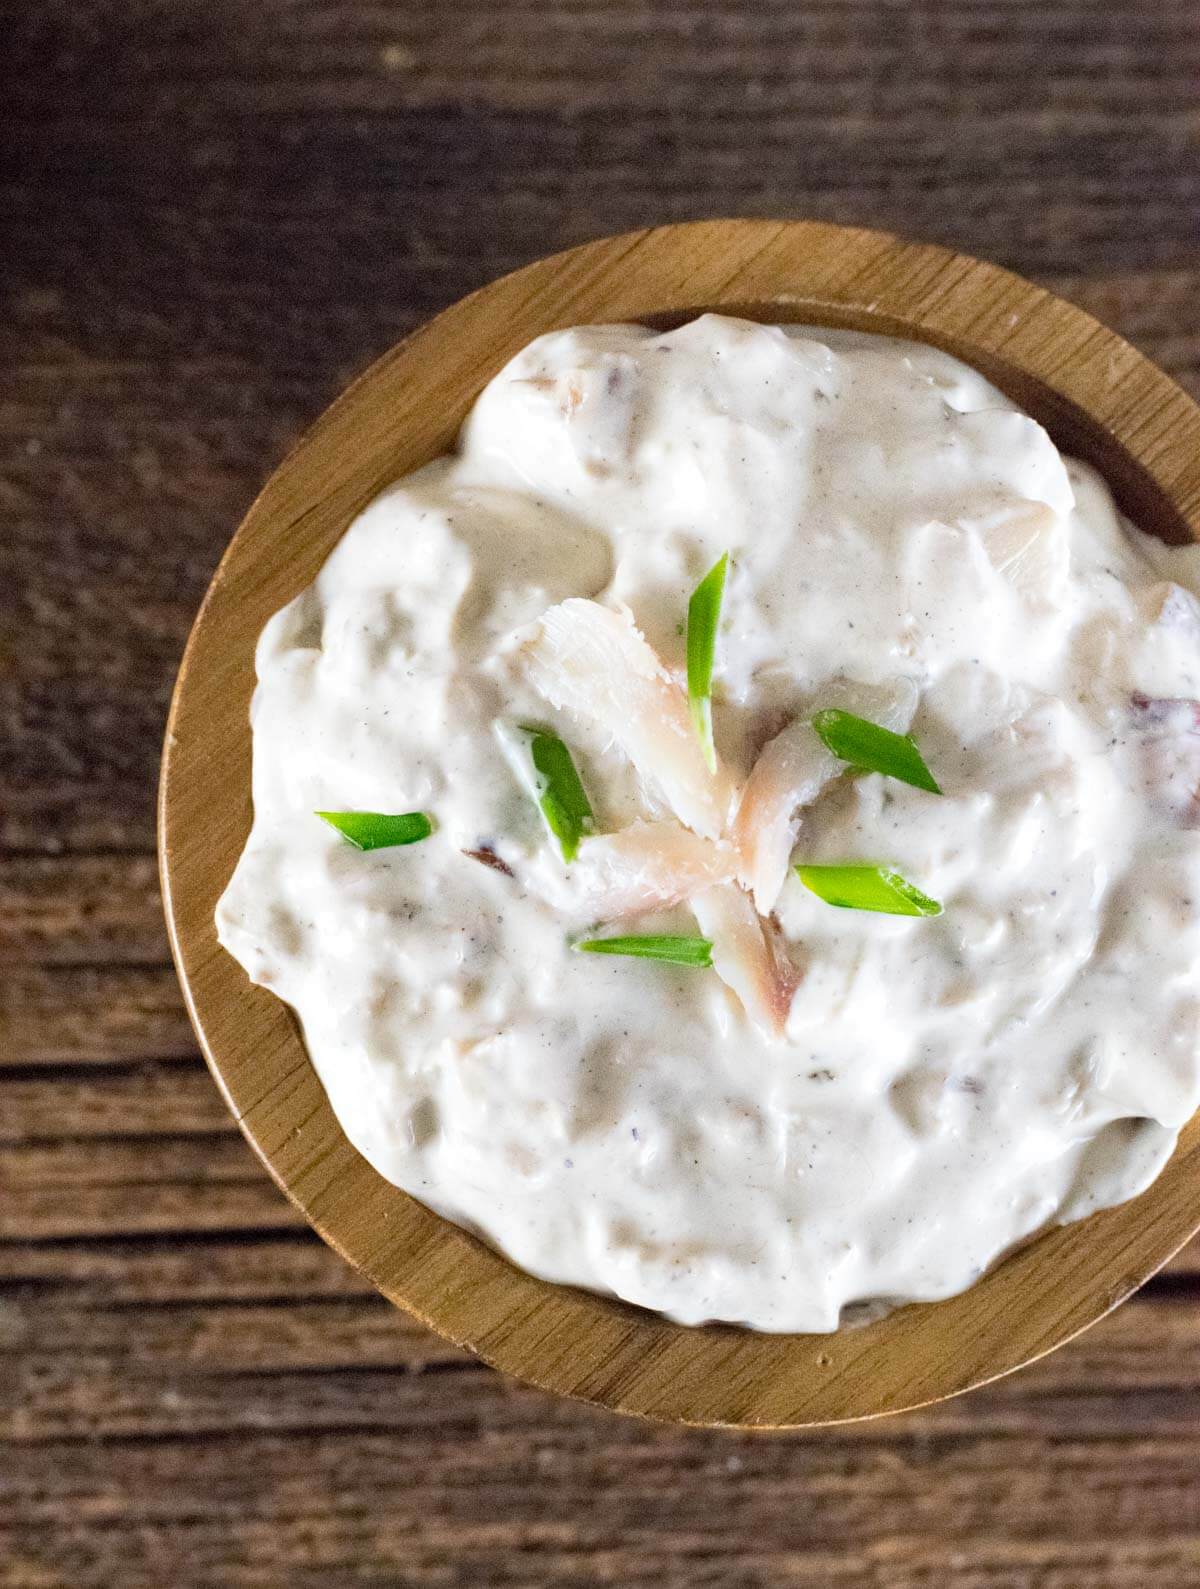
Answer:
[
  {"xmin": 686, "ymin": 552, "xmax": 729, "ymax": 773},
  {"xmin": 497, "ymin": 722, "xmax": 595, "ymax": 863},
  {"xmin": 574, "ymin": 934, "xmax": 714, "ymax": 967},
  {"xmin": 795, "ymin": 864, "xmax": 942, "ymax": 917},
  {"xmin": 812, "ymin": 708, "xmax": 942, "ymax": 794},
  {"xmin": 317, "ymin": 810, "xmax": 434, "ymax": 850}
]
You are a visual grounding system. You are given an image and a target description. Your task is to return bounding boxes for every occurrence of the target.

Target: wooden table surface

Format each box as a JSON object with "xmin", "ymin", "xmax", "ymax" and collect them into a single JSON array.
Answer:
[{"xmin": 4, "ymin": 3, "xmax": 1200, "ymax": 1584}]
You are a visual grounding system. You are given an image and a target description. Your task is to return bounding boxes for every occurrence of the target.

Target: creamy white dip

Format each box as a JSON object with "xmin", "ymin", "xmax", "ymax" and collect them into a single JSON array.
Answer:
[{"xmin": 218, "ymin": 315, "xmax": 1200, "ymax": 1332}]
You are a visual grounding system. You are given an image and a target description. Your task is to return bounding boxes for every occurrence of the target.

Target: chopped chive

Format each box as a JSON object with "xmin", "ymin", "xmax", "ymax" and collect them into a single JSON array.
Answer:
[
  {"xmin": 496, "ymin": 722, "xmax": 595, "ymax": 863},
  {"xmin": 686, "ymin": 552, "xmax": 729, "ymax": 773},
  {"xmin": 812, "ymin": 708, "xmax": 942, "ymax": 794},
  {"xmin": 574, "ymin": 934, "xmax": 714, "ymax": 967},
  {"xmin": 795, "ymin": 864, "xmax": 942, "ymax": 917},
  {"xmin": 317, "ymin": 810, "xmax": 434, "ymax": 851}
]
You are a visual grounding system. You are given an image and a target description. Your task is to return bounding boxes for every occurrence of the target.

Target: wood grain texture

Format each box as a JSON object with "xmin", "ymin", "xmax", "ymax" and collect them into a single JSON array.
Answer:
[
  {"xmin": 2, "ymin": 965, "xmax": 196, "ymax": 1067},
  {"xmin": 4, "ymin": 0, "xmax": 1200, "ymax": 1579}
]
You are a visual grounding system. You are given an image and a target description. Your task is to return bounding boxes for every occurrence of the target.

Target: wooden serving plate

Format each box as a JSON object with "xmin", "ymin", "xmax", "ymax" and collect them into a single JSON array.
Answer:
[{"xmin": 160, "ymin": 219, "xmax": 1200, "ymax": 1427}]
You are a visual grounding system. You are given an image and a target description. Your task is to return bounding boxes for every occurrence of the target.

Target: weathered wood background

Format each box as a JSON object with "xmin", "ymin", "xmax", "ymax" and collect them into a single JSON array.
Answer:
[{"xmin": 3, "ymin": 3, "xmax": 1200, "ymax": 1584}]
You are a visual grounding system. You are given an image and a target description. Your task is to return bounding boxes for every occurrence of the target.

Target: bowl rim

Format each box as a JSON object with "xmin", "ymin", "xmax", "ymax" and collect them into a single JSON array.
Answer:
[{"xmin": 159, "ymin": 218, "xmax": 1200, "ymax": 1428}]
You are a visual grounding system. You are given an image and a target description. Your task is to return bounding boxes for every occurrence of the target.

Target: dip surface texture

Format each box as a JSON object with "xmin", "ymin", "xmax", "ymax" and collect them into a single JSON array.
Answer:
[{"xmin": 218, "ymin": 316, "xmax": 1200, "ymax": 1332}]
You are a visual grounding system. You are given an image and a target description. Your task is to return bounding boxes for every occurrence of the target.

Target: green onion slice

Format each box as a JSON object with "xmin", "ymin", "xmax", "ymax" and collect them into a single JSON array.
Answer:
[
  {"xmin": 497, "ymin": 722, "xmax": 595, "ymax": 863},
  {"xmin": 795, "ymin": 864, "xmax": 942, "ymax": 917},
  {"xmin": 574, "ymin": 934, "xmax": 714, "ymax": 966},
  {"xmin": 812, "ymin": 708, "xmax": 942, "ymax": 794},
  {"xmin": 317, "ymin": 810, "xmax": 434, "ymax": 850},
  {"xmin": 686, "ymin": 552, "xmax": 729, "ymax": 773}
]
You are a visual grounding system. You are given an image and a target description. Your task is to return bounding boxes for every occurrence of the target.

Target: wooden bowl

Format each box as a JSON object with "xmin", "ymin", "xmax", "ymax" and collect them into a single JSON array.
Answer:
[{"xmin": 160, "ymin": 219, "xmax": 1200, "ymax": 1427}]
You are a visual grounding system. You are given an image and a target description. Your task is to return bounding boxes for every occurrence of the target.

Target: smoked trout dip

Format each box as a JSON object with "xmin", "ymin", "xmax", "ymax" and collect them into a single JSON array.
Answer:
[{"xmin": 218, "ymin": 315, "xmax": 1200, "ymax": 1332}]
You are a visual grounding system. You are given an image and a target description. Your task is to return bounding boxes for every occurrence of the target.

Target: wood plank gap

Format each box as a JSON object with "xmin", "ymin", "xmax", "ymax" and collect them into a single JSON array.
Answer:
[
  {"xmin": 0, "ymin": 1224, "xmax": 313, "ymax": 1253},
  {"xmin": 0, "ymin": 1056, "xmax": 205, "ymax": 1086}
]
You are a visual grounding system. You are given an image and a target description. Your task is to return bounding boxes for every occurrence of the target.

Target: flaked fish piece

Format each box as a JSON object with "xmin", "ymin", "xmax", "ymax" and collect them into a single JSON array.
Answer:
[
  {"xmin": 973, "ymin": 501, "xmax": 1066, "ymax": 601},
  {"xmin": 566, "ymin": 821, "xmax": 738, "ymax": 918},
  {"xmin": 734, "ymin": 677, "xmax": 919, "ymax": 913},
  {"xmin": 693, "ymin": 884, "xmax": 802, "ymax": 1041},
  {"xmin": 525, "ymin": 598, "xmax": 737, "ymax": 840}
]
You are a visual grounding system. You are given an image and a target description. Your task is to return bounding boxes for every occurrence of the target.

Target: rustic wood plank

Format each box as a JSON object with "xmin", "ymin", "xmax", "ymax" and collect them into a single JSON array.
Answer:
[
  {"xmin": 0, "ymin": 1232, "xmax": 372, "ymax": 1305},
  {"xmin": 0, "ymin": 855, "xmax": 168, "ymax": 965},
  {"xmin": 0, "ymin": 375, "xmax": 314, "ymax": 854},
  {"xmin": 0, "ymin": 1299, "xmax": 463, "ymax": 1411},
  {"xmin": 0, "ymin": 1275, "xmax": 1197, "ymax": 1447},
  {"xmin": 0, "ymin": 1135, "xmax": 299, "ymax": 1241},
  {"xmin": 0, "ymin": 1060, "xmax": 229, "ymax": 1140},
  {"xmin": 5, "ymin": 0, "xmax": 1199, "ymax": 125},
  {"xmin": 0, "ymin": 1177, "xmax": 298, "ymax": 1243},
  {"xmin": 2, "ymin": 1404, "xmax": 1199, "ymax": 1589},
  {"xmin": 4, "ymin": 3, "xmax": 1200, "ymax": 298},
  {"xmin": 0, "ymin": 966, "xmax": 196, "ymax": 1067},
  {"xmin": 1, "ymin": 1249, "xmax": 1199, "ymax": 1583}
]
